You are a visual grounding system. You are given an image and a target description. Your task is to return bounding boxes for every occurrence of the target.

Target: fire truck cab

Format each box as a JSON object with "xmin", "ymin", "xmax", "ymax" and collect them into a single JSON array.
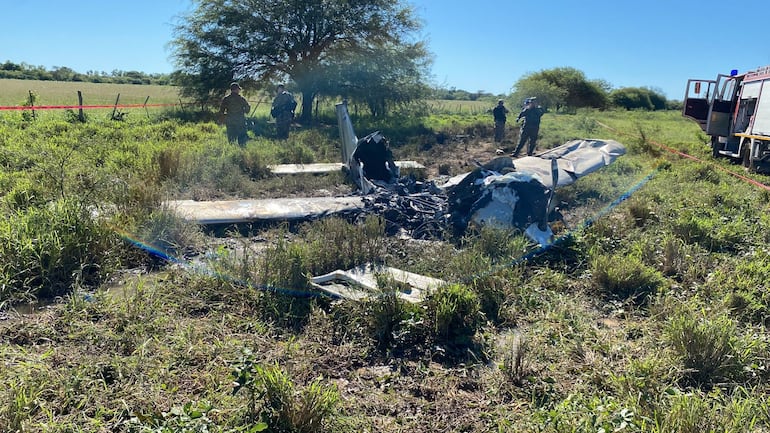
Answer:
[{"xmin": 683, "ymin": 66, "xmax": 770, "ymax": 172}]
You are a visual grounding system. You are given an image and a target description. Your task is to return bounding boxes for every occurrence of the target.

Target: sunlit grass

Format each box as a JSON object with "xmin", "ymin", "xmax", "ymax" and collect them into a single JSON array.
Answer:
[{"xmin": 2, "ymin": 102, "xmax": 770, "ymax": 432}]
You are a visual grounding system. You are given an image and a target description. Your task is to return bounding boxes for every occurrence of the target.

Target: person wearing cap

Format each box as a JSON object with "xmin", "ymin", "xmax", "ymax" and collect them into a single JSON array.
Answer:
[
  {"xmin": 270, "ymin": 84, "xmax": 297, "ymax": 139},
  {"xmin": 218, "ymin": 82, "xmax": 251, "ymax": 145},
  {"xmin": 512, "ymin": 98, "xmax": 545, "ymax": 157},
  {"xmin": 492, "ymin": 99, "xmax": 509, "ymax": 143}
]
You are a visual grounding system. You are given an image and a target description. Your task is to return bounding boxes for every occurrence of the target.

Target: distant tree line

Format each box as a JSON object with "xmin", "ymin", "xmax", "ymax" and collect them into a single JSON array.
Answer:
[
  {"xmin": 429, "ymin": 88, "xmax": 502, "ymax": 101},
  {"xmin": 0, "ymin": 61, "xmax": 172, "ymax": 85},
  {"xmin": 510, "ymin": 66, "xmax": 680, "ymax": 112},
  {"xmin": 4, "ymin": 49, "xmax": 680, "ymax": 114}
]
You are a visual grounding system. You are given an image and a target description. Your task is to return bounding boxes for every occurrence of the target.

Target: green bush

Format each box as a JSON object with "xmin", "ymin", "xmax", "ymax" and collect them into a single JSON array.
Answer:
[
  {"xmin": 365, "ymin": 288, "xmax": 405, "ymax": 350},
  {"xmin": 464, "ymin": 225, "xmax": 531, "ymax": 262},
  {"xmin": 125, "ymin": 400, "xmax": 228, "ymax": 433},
  {"xmin": 238, "ymin": 145, "xmax": 272, "ymax": 179},
  {"xmin": 709, "ymin": 250, "xmax": 770, "ymax": 326},
  {"xmin": 0, "ymin": 200, "xmax": 119, "ymax": 303},
  {"xmin": 530, "ymin": 393, "xmax": 640, "ymax": 432},
  {"xmin": 132, "ymin": 208, "xmax": 204, "ymax": 260},
  {"xmin": 261, "ymin": 238, "xmax": 310, "ymax": 290},
  {"xmin": 626, "ymin": 196, "xmax": 655, "ymax": 227},
  {"xmin": 591, "ymin": 253, "xmax": 664, "ymax": 303},
  {"xmin": 655, "ymin": 389, "xmax": 765, "ymax": 433},
  {"xmin": 665, "ymin": 311, "xmax": 744, "ymax": 387},
  {"xmin": 232, "ymin": 355, "xmax": 338, "ymax": 433},
  {"xmin": 301, "ymin": 216, "xmax": 385, "ymax": 274},
  {"xmin": 426, "ymin": 283, "xmax": 484, "ymax": 351}
]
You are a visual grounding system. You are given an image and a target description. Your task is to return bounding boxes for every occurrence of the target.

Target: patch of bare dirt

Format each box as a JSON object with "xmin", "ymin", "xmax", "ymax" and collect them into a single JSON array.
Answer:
[{"xmin": 414, "ymin": 136, "xmax": 518, "ymax": 179}]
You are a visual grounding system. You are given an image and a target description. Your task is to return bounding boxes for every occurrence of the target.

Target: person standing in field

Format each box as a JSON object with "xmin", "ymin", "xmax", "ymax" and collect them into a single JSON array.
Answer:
[
  {"xmin": 492, "ymin": 99, "xmax": 509, "ymax": 143},
  {"xmin": 271, "ymin": 84, "xmax": 297, "ymax": 140},
  {"xmin": 218, "ymin": 82, "xmax": 251, "ymax": 145},
  {"xmin": 512, "ymin": 98, "xmax": 545, "ymax": 157}
]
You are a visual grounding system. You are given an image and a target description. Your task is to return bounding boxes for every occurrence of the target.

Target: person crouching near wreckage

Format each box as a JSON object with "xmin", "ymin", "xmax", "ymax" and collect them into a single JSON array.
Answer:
[{"xmin": 352, "ymin": 132, "xmax": 399, "ymax": 183}]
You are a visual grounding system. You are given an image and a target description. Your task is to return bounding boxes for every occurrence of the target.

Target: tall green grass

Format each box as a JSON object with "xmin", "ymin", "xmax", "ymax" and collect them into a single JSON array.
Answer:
[{"xmin": 4, "ymin": 103, "xmax": 770, "ymax": 432}]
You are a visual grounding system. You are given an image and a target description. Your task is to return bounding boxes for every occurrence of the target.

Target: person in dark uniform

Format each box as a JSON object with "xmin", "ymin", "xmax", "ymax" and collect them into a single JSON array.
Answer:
[
  {"xmin": 270, "ymin": 84, "xmax": 297, "ymax": 140},
  {"xmin": 492, "ymin": 99, "xmax": 509, "ymax": 143},
  {"xmin": 218, "ymin": 82, "xmax": 251, "ymax": 145},
  {"xmin": 352, "ymin": 131, "xmax": 398, "ymax": 182},
  {"xmin": 512, "ymin": 98, "xmax": 545, "ymax": 157}
]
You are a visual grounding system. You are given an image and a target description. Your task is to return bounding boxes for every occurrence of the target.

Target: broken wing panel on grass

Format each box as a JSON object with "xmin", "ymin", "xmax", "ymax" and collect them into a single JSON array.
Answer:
[
  {"xmin": 514, "ymin": 138, "xmax": 627, "ymax": 188},
  {"xmin": 310, "ymin": 263, "xmax": 447, "ymax": 302},
  {"xmin": 441, "ymin": 139, "xmax": 627, "ymax": 190},
  {"xmin": 168, "ymin": 197, "xmax": 366, "ymax": 224}
]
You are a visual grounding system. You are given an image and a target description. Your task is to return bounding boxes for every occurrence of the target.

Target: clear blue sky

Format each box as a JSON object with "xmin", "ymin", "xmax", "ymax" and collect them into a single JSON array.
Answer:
[{"xmin": 3, "ymin": 0, "xmax": 770, "ymax": 99}]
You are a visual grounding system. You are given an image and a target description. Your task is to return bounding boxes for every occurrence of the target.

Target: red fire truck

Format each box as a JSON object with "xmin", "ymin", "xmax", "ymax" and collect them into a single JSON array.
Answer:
[{"xmin": 683, "ymin": 65, "xmax": 770, "ymax": 172}]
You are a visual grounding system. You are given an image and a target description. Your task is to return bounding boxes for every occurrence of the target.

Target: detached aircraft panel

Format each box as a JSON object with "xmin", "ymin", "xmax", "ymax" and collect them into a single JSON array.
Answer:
[
  {"xmin": 168, "ymin": 196, "xmax": 365, "ymax": 225},
  {"xmin": 440, "ymin": 139, "xmax": 626, "ymax": 190}
]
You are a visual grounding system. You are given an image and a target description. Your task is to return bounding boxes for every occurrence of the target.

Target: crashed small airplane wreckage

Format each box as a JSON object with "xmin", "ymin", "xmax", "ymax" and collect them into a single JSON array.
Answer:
[
  {"xmin": 441, "ymin": 139, "xmax": 626, "ymax": 245},
  {"xmin": 334, "ymin": 101, "xmax": 626, "ymax": 245},
  {"xmin": 169, "ymin": 101, "xmax": 625, "ymax": 301}
]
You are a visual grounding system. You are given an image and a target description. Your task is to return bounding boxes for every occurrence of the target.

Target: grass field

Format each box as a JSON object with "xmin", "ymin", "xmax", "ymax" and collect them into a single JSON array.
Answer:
[
  {"xmin": 3, "ymin": 80, "xmax": 770, "ymax": 432},
  {"xmin": 0, "ymin": 78, "xmax": 184, "ymax": 106},
  {"xmin": 0, "ymin": 78, "xmax": 495, "ymax": 117}
]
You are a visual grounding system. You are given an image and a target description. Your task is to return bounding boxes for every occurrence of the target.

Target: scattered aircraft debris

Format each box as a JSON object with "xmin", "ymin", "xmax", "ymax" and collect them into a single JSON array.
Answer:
[
  {"xmin": 165, "ymin": 103, "xmax": 626, "ymax": 301},
  {"xmin": 439, "ymin": 139, "xmax": 627, "ymax": 245},
  {"xmin": 169, "ymin": 104, "xmax": 625, "ymax": 248},
  {"xmin": 335, "ymin": 101, "xmax": 626, "ymax": 244},
  {"xmin": 310, "ymin": 263, "xmax": 447, "ymax": 302}
]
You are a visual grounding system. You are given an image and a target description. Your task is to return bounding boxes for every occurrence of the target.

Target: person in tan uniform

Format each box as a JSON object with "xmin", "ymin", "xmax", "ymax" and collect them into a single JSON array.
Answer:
[{"xmin": 219, "ymin": 82, "xmax": 251, "ymax": 145}]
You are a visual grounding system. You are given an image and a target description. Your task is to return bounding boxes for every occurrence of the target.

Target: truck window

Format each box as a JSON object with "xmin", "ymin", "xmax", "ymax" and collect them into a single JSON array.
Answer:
[
  {"xmin": 716, "ymin": 77, "xmax": 737, "ymax": 102},
  {"xmin": 686, "ymin": 80, "xmax": 713, "ymax": 100},
  {"xmin": 683, "ymin": 79, "xmax": 715, "ymax": 128}
]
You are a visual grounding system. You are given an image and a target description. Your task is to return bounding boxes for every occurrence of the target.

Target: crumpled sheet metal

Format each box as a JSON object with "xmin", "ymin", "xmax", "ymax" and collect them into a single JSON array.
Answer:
[
  {"xmin": 443, "ymin": 138, "xmax": 626, "ymax": 245},
  {"xmin": 513, "ymin": 138, "xmax": 626, "ymax": 188},
  {"xmin": 440, "ymin": 138, "xmax": 626, "ymax": 190},
  {"xmin": 310, "ymin": 263, "xmax": 446, "ymax": 302},
  {"xmin": 447, "ymin": 168, "xmax": 554, "ymax": 243}
]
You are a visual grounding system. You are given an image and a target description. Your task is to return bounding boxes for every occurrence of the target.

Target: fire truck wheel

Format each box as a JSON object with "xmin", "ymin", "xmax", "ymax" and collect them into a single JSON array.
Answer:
[
  {"xmin": 710, "ymin": 136, "xmax": 720, "ymax": 158},
  {"xmin": 740, "ymin": 145, "xmax": 754, "ymax": 172}
]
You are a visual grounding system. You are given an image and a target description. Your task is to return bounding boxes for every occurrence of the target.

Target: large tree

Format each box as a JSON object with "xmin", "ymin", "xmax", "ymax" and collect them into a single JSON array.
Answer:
[
  {"xmin": 610, "ymin": 87, "xmax": 668, "ymax": 111},
  {"xmin": 512, "ymin": 67, "xmax": 609, "ymax": 111},
  {"xmin": 318, "ymin": 42, "xmax": 431, "ymax": 116},
  {"xmin": 510, "ymin": 78, "xmax": 566, "ymax": 111},
  {"xmin": 171, "ymin": 0, "xmax": 427, "ymax": 123}
]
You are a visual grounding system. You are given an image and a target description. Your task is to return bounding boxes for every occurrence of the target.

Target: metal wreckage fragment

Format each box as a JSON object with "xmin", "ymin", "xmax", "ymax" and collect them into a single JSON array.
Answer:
[
  {"xmin": 338, "ymin": 102, "xmax": 627, "ymax": 245},
  {"xmin": 165, "ymin": 105, "xmax": 627, "ymax": 303}
]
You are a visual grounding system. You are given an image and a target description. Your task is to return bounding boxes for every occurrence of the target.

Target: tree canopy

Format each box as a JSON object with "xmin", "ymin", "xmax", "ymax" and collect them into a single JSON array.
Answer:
[
  {"xmin": 512, "ymin": 67, "xmax": 610, "ymax": 111},
  {"xmin": 171, "ymin": 0, "xmax": 430, "ymax": 121},
  {"xmin": 610, "ymin": 87, "xmax": 668, "ymax": 110}
]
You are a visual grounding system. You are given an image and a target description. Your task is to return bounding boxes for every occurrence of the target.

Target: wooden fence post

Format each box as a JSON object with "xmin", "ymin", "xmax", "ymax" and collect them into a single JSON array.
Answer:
[
  {"xmin": 111, "ymin": 93, "xmax": 120, "ymax": 120},
  {"xmin": 144, "ymin": 95, "xmax": 150, "ymax": 117},
  {"xmin": 77, "ymin": 91, "xmax": 85, "ymax": 122},
  {"xmin": 28, "ymin": 90, "xmax": 36, "ymax": 120}
]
